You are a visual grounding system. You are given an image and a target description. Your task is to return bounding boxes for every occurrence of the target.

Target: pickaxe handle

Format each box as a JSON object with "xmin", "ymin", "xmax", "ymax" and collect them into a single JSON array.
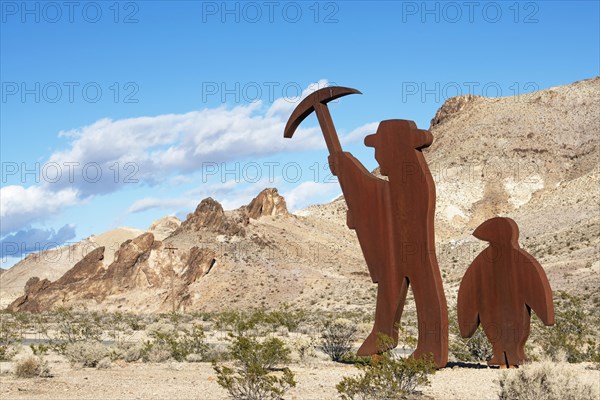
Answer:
[{"xmin": 314, "ymin": 102, "xmax": 343, "ymax": 154}]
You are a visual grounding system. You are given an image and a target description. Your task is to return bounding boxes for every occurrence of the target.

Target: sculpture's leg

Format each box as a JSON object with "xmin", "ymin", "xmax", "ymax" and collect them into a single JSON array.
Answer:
[
  {"xmin": 505, "ymin": 312, "xmax": 530, "ymax": 367},
  {"xmin": 391, "ymin": 277, "xmax": 410, "ymax": 345},
  {"xmin": 487, "ymin": 344, "xmax": 505, "ymax": 367},
  {"xmin": 504, "ymin": 347, "xmax": 525, "ymax": 368},
  {"xmin": 410, "ymin": 271, "xmax": 449, "ymax": 368},
  {"xmin": 357, "ymin": 275, "xmax": 408, "ymax": 356}
]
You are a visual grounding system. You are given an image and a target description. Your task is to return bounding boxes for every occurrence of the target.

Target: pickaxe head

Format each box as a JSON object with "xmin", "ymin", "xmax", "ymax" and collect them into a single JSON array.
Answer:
[{"xmin": 284, "ymin": 86, "xmax": 362, "ymax": 140}]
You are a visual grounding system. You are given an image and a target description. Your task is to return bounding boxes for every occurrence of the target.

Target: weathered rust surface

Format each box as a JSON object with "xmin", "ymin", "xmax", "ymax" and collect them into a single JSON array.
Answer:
[
  {"xmin": 284, "ymin": 86, "xmax": 361, "ymax": 154},
  {"xmin": 284, "ymin": 86, "xmax": 448, "ymax": 368},
  {"xmin": 457, "ymin": 217, "xmax": 555, "ymax": 367}
]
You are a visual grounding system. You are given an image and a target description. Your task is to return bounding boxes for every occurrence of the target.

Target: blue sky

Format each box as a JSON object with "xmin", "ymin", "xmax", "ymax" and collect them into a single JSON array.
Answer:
[{"xmin": 1, "ymin": 1, "xmax": 599, "ymax": 267}]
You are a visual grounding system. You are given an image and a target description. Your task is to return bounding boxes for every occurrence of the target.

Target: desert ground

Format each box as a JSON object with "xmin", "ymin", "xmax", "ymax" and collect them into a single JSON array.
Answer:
[{"xmin": 1, "ymin": 356, "xmax": 599, "ymax": 400}]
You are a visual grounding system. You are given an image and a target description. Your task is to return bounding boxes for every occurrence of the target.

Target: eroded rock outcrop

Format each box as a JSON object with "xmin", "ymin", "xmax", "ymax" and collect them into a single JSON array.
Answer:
[
  {"xmin": 149, "ymin": 216, "xmax": 181, "ymax": 240},
  {"xmin": 8, "ymin": 233, "xmax": 216, "ymax": 313},
  {"xmin": 6, "ymin": 189, "xmax": 291, "ymax": 312},
  {"xmin": 243, "ymin": 188, "xmax": 288, "ymax": 219},
  {"xmin": 55, "ymin": 246, "xmax": 105, "ymax": 286},
  {"xmin": 8, "ymin": 247, "xmax": 105, "ymax": 312},
  {"xmin": 178, "ymin": 198, "xmax": 248, "ymax": 237},
  {"xmin": 430, "ymin": 95, "xmax": 478, "ymax": 127}
]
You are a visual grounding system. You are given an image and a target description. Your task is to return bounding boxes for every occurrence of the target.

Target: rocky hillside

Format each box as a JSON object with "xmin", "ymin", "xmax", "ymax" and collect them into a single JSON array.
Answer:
[
  {"xmin": 10, "ymin": 188, "xmax": 360, "ymax": 313},
  {"xmin": 427, "ymin": 77, "xmax": 598, "ymax": 238},
  {"xmin": 423, "ymin": 77, "xmax": 599, "ymax": 302},
  {"xmin": 0, "ymin": 227, "xmax": 145, "ymax": 309},
  {"xmin": 4, "ymin": 78, "xmax": 599, "ymax": 313}
]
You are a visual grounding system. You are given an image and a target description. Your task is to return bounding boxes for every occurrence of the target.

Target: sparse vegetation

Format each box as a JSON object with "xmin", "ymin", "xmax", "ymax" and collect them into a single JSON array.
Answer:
[
  {"xmin": 293, "ymin": 337, "xmax": 316, "ymax": 361},
  {"xmin": 143, "ymin": 322, "xmax": 208, "ymax": 362},
  {"xmin": 321, "ymin": 319, "xmax": 358, "ymax": 362},
  {"xmin": 14, "ymin": 355, "xmax": 51, "ymax": 378},
  {"xmin": 336, "ymin": 335, "xmax": 436, "ymax": 399},
  {"xmin": 51, "ymin": 307, "xmax": 103, "ymax": 352},
  {"xmin": 450, "ymin": 326, "xmax": 493, "ymax": 362},
  {"xmin": 0, "ymin": 302, "xmax": 597, "ymax": 398},
  {"xmin": 64, "ymin": 341, "xmax": 108, "ymax": 368},
  {"xmin": 0, "ymin": 344, "xmax": 17, "ymax": 361},
  {"xmin": 0, "ymin": 313, "xmax": 22, "ymax": 361},
  {"xmin": 530, "ymin": 291, "xmax": 600, "ymax": 363},
  {"xmin": 497, "ymin": 362, "xmax": 597, "ymax": 400},
  {"xmin": 213, "ymin": 334, "xmax": 296, "ymax": 400},
  {"xmin": 30, "ymin": 344, "xmax": 49, "ymax": 356}
]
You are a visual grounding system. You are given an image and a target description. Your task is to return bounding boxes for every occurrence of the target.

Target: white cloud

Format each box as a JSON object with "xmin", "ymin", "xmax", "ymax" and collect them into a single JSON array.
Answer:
[
  {"xmin": 282, "ymin": 181, "xmax": 340, "ymax": 212},
  {"xmin": 3, "ymin": 79, "xmax": 374, "ymax": 237},
  {"xmin": 0, "ymin": 185, "xmax": 79, "ymax": 236},
  {"xmin": 45, "ymin": 93, "xmax": 334, "ymax": 197},
  {"xmin": 0, "ymin": 224, "xmax": 76, "ymax": 258},
  {"xmin": 127, "ymin": 197, "xmax": 195, "ymax": 214},
  {"xmin": 341, "ymin": 121, "xmax": 379, "ymax": 145},
  {"xmin": 128, "ymin": 178, "xmax": 281, "ymax": 215},
  {"xmin": 266, "ymin": 79, "xmax": 330, "ymax": 119}
]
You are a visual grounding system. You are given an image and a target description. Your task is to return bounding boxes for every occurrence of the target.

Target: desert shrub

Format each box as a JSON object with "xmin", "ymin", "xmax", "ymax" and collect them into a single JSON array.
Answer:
[
  {"xmin": 0, "ymin": 314, "xmax": 22, "ymax": 361},
  {"xmin": 52, "ymin": 308, "xmax": 102, "ymax": 347},
  {"xmin": 336, "ymin": 335, "xmax": 436, "ymax": 400},
  {"xmin": 321, "ymin": 319, "xmax": 357, "ymax": 362},
  {"xmin": 0, "ymin": 345, "xmax": 17, "ymax": 361},
  {"xmin": 109, "ymin": 341, "xmax": 144, "ymax": 362},
  {"xmin": 0, "ymin": 316, "xmax": 22, "ymax": 344},
  {"xmin": 266, "ymin": 305, "xmax": 307, "ymax": 333},
  {"xmin": 230, "ymin": 335, "xmax": 291, "ymax": 371},
  {"xmin": 497, "ymin": 361, "xmax": 597, "ymax": 400},
  {"xmin": 293, "ymin": 337, "xmax": 316, "ymax": 361},
  {"xmin": 30, "ymin": 313, "xmax": 51, "ymax": 339},
  {"xmin": 179, "ymin": 324, "xmax": 209, "ymax": 359},
  {"xmin": 122, "ymin": 342, "xmax": 144, "ymax": 362},
  {"xmin": 105, "ymin": 312, "xmax": 134, "ymax": 344},
  {"xmin": 205, "ymin": 343, "xmax": 232, "ymax": 363},
  {"xmin": 143, "ymin": 323, "xmax": 208, "ymax": 362},
  {"xmin": 147, "ymin": 321, "xmax": 177, "ymax": 337},
  {"xmin": 64, "ymin": 341, "xmax": 108, "ymax": 367},
  {"xmin": 124, "ymin": 313, "xmax": 145, "ymax": 331},
  {"xmin": 143, "ymin": 342, "xmax": 172, "ymax": 363},
  {"xmin": 213, "ymin": 334, "xmax": 295, "ymax": 400},
  {"xmin": 450, "ymin": 327, "xmax": 493, "ymax": 362},
  {"xmin": 531, "ymin": 291, "xmax": 600, "ymax": 363},
  {"xmin": 447, "ymin": 307, "xmax": 492, "ymax": 363},
  {"xmin": 30, "ymin": 344, "xmax": 49, "ymax": 356},
  {"xmin": 97, "ymin": 357, "xmax": 112, "ymax": 369},
  {"xmin": 185, "ymin": 353, "xmax": 204, "ymax": 363},
  {"xmin": 396, "ymin": 323, "xmax": 418, "ymax": 353},
  {"xmin": 214, "ymin": 311, "xmax": 241, "ymax": 334},
  {"xmin": 214, "ymin": 310, "xmax": 267, "ymax": 336},
  {"xmin": 14, "ymin": 356, "xmax": 51, "ymax": 378}
]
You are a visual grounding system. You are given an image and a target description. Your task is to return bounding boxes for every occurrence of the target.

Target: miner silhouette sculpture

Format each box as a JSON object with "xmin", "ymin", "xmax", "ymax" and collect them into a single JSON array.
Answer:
[
  {"xmin": 284, "ymin": 87, "xmax": 448, "ymax": 368},
  {"xmin": 457, "ymin": 217, "xmax": 555, "ymax": 368}
]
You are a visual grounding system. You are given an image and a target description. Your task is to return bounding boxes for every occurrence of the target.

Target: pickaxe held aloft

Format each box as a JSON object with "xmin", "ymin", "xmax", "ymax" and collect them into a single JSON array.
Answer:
[{"xmin": 283, "ymin": 86, "xmax": 361, "ymax": 155}]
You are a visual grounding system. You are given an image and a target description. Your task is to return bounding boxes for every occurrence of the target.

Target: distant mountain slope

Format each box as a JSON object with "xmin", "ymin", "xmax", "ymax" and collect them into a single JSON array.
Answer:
[
  {"xmin": 0, "ymin": 222, "xmax": 185, "ymax": 308},
  {"xmin": 427, "ymin": 77, "xmax": 599, "ymax": 241}
]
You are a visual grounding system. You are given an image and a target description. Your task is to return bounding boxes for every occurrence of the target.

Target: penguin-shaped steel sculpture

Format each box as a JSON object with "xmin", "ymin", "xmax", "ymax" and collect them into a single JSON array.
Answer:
[{"xmin": 457, "ymin": 217, "xmax": 555, "ymax": 367}]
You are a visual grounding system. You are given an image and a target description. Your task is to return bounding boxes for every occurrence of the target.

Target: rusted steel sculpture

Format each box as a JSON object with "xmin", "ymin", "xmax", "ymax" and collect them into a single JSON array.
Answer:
[
  {"xmin": 457, "ymin": 217, "xmax": 555, "ymax": 368},
  {"xmin": 284, "ymin": 86, "xmax": 448, "ymax": 368}
]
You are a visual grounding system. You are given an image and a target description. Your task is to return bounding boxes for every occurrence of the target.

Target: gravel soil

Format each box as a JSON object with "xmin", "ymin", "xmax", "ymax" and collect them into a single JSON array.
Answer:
[{"xmin": 1, "ymin": 360, "xmax": 598, "ymax": 400}]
